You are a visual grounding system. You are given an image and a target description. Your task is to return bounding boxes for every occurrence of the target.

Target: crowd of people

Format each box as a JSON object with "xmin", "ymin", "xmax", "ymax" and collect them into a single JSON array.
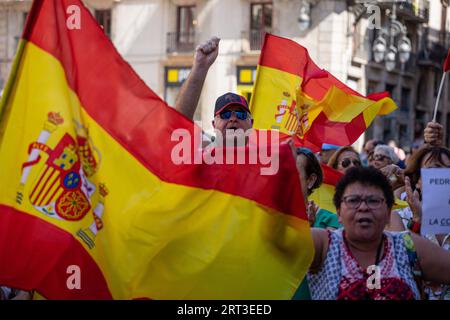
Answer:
[
  {"xmin": 1, "ymin": 36, "xmax": 449, "ymax": 300},
  {"xmin": 181, "ymin": 37, "xmax": 450, "ymax": 300},
  {"xmin": 297, "ymin": 121, "xmax": 450, "ymax": 300}
]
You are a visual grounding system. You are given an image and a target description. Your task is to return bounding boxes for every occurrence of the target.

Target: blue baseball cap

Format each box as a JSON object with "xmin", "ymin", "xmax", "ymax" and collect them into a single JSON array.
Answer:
[{"xmin": 214, "ymin": 92, "xmax": 250, "ymax": 116}]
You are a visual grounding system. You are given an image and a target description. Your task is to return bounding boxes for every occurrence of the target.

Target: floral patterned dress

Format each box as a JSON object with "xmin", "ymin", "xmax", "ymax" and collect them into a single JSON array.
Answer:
[{"xmin": 307, "ymin": 229, "xmax": 421, "ymax": 300}]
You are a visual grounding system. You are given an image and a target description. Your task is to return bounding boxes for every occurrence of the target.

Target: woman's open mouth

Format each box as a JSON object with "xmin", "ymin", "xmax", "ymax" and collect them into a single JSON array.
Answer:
[{"xmin": 356, "ymin": 217, "xmax": 373, "ymax": 227}]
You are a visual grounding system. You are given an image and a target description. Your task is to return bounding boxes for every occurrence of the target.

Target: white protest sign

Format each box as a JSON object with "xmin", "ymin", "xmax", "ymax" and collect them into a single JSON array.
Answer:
[{"xmin": 421, "ymin": 168, "xmax": 450, "ymax": 236}]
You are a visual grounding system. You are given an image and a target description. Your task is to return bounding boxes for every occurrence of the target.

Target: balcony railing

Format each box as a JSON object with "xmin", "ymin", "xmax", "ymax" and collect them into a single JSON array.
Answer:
[
  {"xmin": 166, "ymin": 32, "xmax": 195, "ymax": 54},
  {"xmin": 241, "ymin": 29, "xmax": 269, "ymax": 52}
]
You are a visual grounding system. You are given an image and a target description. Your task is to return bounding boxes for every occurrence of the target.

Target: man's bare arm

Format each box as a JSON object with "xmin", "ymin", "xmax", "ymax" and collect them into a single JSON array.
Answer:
[{"xmin": 174, "ymin": 37, "xmax": 220, "ymax": 120}]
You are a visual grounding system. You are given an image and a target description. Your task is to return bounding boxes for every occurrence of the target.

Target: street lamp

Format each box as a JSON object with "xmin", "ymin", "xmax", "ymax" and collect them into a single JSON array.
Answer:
[
  {"xmin": 371, "ymin": 1, "xmax": 412, "ymax": 71},
  {"xmin": 385, "ymin": 46, "xmax": 397, "ymax": 72},
  {"xmin": 398, "ymin": 36, "xmax": 412, "ymax": 64},
  {"xmin": 373, "ymin": 37, "xmax": 387, "ymax": 63}
]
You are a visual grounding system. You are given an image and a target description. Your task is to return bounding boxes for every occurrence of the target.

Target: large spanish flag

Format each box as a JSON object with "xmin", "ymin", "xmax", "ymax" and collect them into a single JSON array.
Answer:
[
  {"xmin": 250, "ymin": 34, "xmax": 397, "ymax": 150},
  {"xmin": 0, "ymin": 0, "xmax": 313, "ymax": 299}
]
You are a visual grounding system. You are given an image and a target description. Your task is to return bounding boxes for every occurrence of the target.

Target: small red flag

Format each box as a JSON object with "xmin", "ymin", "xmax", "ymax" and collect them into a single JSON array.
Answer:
[{"xmin": 444, "ymin": 49, "xmax": 450, "ymax": 72}]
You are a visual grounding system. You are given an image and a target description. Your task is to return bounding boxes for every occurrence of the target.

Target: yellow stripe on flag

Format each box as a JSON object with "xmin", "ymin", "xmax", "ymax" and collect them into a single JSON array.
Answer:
[
  {"xmin": 309, "ymin": 183, "xmax": 337, "ymax": 215},
  {"xmin": 0, "ymin": 42, "xmax": 313, "ymax": 299}
]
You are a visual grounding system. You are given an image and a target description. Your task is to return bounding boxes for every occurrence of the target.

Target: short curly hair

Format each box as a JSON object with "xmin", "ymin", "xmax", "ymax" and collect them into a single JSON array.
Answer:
[
  {"xmin": 333, "ymin": 166, "xmax": 394, "ymax": 210},
  {"xmin": 373, "ymin": 145, "xmax": 399, "ymax": 164}
]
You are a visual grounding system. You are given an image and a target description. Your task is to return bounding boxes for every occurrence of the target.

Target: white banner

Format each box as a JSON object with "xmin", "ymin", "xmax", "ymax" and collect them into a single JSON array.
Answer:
[{"xmin": 421, "ymin": 168, "xmax": 450, "ymax": 236}]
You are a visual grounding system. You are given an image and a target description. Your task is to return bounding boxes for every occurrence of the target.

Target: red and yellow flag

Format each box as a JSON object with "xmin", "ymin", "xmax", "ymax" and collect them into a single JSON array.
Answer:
[
  {"xmin": 0, "ymin": 0, "xmax": 313, "ymax": 299},
  {"xmin": 250, "ymin": 34, "xmax": 397, "ymax": 151},
  {"xmin": 309, "ymin": 165, "xmax": 343, "ymax": 215}
]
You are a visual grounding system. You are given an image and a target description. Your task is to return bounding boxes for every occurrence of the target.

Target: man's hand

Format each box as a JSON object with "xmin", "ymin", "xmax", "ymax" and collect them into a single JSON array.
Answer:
[
  {"xmin": 174, "ymin": 37, "xmax": 220, "ymax": 120},
  {"xmin": 194, "ymin": 37, "xmax": 220, "ymax": 71},
  {"xmin": 307, "ymin": 200, "xmax": 319, "ymax": 227},
  {"xmin": 424, "ymin": 121, "xmax": 443, "ymax": 146},
  {"xmin": 380, "ymin": 164, "xmax": 404, "ymax": 190}
]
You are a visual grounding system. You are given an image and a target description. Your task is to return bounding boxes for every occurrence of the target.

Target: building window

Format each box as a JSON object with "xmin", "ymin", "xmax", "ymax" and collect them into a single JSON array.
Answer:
[
  {"xmin": 22, "ymin": 12, "xmax": 29, "ymax": 28},
  {"xmin": 237, "ymin": 66, "xmax": 257, "ymax": 86},
  {"xmin": 414, "ymin": 110, "xmax": 426, "ymax": 143},
  {"xmin": 95, "ymin": 9, "xmax": 112, "ymax": 38},
  {"xmin": 346, "ymin": 77, "xmax": 359, "ymax": 92},
  {"xmin": 177, "ymin": 6, "xmax": 196, "ymax": 45},
  {"xmin": 237, "ymin": 66, "xmax": 257, "ymax": 104},
  {"xmin": 164, "ymin": 66, "xmax": 202, "ymax": 120},
  {"xmin": 434, "ymin": 69, "xmax": 440, "ymax": 97},
  {"xmin": 367, "ymin": 81, "xmax": 378, "ymax": 95},
  {"xmin": 251, "ymin": 3, "xmax": 272, "ymax": 31},
  {"xmin": 399, "ymin": 124, "xmax": 408, "ymax": 144},
  {"xmin": 418, "ymin": 75, "xmax": 427, "ymax": 105},
  {"xmin": 383, "ymin": 118, "xmax": 392, "ymax": 142},
  {"xmin": 165, "ymin": 67, "xmax": 191, "ymax": 88},
  {"xmin": 167, "ymin": 6, "xmax": 196, "ymax": 53},
  {"xmin": 401, "ymin": 87, "xmax": 410, "ymax": 112},
  {"xmin": 385, "ymin": 83, "xmax": 397, "ymax": 103},
  {"xmin": 15, "ymin": 12, "xmax": 29, "ymax": 51},
  {"xmin": 249, "ymin": 2, "xmax": 272, "ymax": 50}
]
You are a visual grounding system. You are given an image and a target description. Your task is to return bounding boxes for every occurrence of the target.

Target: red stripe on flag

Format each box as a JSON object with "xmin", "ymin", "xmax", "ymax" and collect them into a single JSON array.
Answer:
[
  {"xmin": 29, "ymin": 166, "xmax": 52, "ymax": 203},
  {"xmin": 37, "ymin": 175, "xmax": 61, "ymax": 207},
  {"xmin": 367, "ymin": 91, "xmax": 391, "ymax": 101},
  {"xmin": 0, "ymin": 205, "xmax": 112, "ymax": 299},
  {"xmin": 33, "ymin": 169, "xmax": 58, "ymax": 206},
  {"xmin": 303, "ymin": 112, "xmax": 367, "ymax": 147},
  {"xmin": 22, "ymin": 0, "xmax": 306, "ymax": 220},
  {"xmin": 321, "ymin": 164, "xmax": 343, "ymax": 186},
  {"xmin": 258, "ymin": 34, "xmax": 308, "ymax": 77}
]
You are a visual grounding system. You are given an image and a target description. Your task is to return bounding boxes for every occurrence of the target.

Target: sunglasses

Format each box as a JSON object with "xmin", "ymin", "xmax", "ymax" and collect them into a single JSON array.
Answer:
[
  {"xmin": 372, "ymin": 154, "xmax": 390, "ymax": 162},
  {"xmin": 340, "ymin": 158, "xmax": 361, "ymax": 168},
  {"xmin": 219, "ymin": 110, "xmax": 249, "ymax": 120}
]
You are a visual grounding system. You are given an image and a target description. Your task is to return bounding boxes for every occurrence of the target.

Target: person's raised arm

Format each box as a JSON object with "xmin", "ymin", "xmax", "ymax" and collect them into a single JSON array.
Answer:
[
  {"xmin": 174, "ymin": 37, "xmax": 220, "ymax": 120},
  {"xmin": 411, "ymin": 233, "xmax": 450, "ymax": 284}
]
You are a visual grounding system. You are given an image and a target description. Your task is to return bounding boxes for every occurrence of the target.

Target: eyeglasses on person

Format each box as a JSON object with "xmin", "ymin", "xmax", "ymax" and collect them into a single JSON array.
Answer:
[
  {"xmin": 340, "ymin": 158, "xmax": 361, "ymax": 168},
  {"xmin": 342, "ymin": 195, "xmax": 385, "ymax": 209},
  {"xmin": 372, "ymin": 154, "xmax": 391, "ymax": 162},
  {"xmin": 219, "ymin": 110, "xmax": 249, "ymax": 120}
]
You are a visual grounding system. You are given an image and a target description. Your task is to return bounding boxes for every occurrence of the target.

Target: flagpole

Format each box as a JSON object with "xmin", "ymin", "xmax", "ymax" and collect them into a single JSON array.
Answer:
[{"xmin": 433, "ymin": 72, "xmax": 447, "ymax": 122}]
